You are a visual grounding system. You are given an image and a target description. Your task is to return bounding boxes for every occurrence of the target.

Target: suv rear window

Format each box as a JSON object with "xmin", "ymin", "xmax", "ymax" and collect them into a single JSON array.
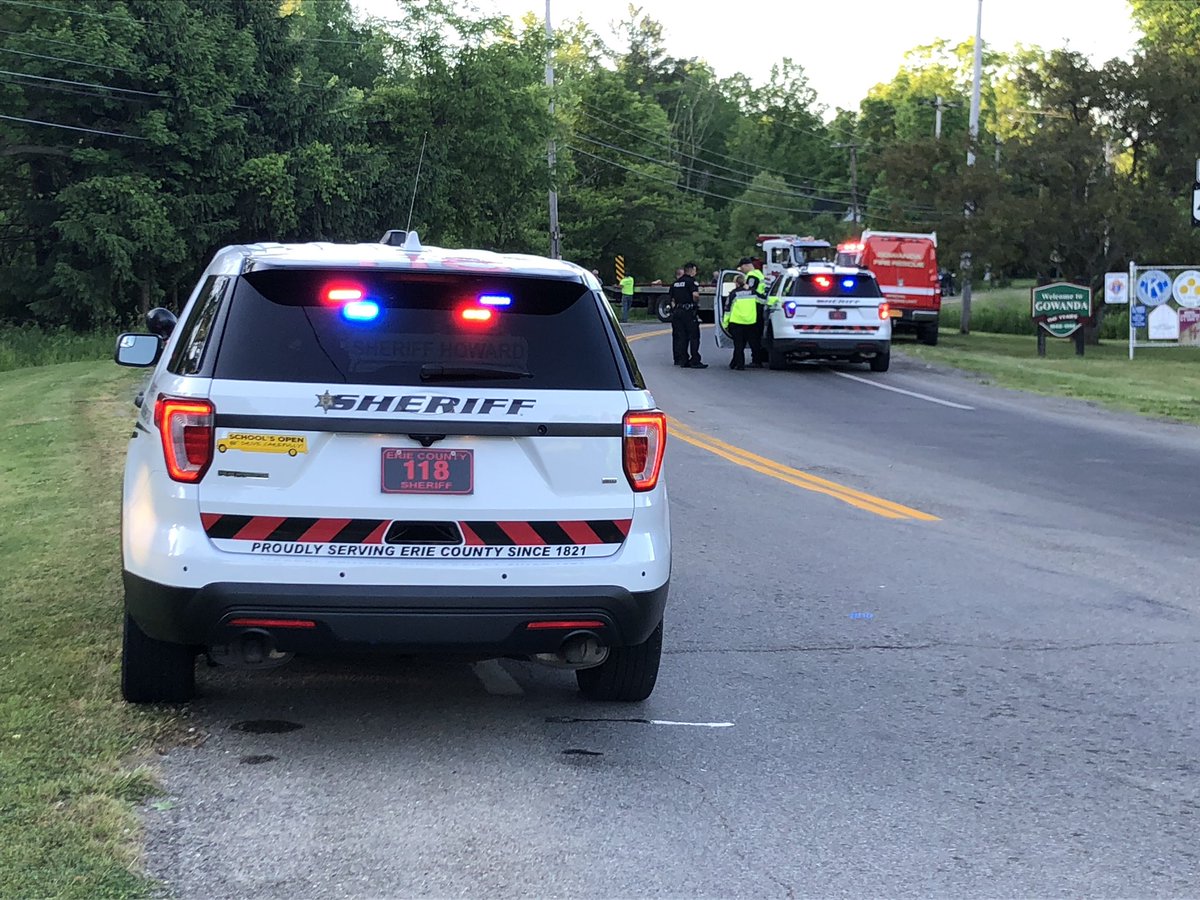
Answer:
[
  {"xmin": 789, "ymin": 273, "xmax": 882, "ymax": 299},
  {"xmin": 212, "ymin": 268, "xmax": 625, "ymax": 390}
]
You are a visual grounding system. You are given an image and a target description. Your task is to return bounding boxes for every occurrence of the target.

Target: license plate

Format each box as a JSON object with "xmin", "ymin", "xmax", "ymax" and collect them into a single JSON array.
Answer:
[
  {"xmin": 829, "ymin": 309, "xmax": 847, "ymax": 320},
  {"xmin": 888, "ymin": 308, "xmax": 903, "ymax": 317},
  {"xmin": 382, "ymin": 448, "xmax": 474, "ymax": 494}
]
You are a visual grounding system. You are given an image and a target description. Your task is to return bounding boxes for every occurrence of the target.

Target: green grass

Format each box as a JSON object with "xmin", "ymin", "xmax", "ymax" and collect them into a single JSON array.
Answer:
[
  {"xmin": 0, "ymin": 361, "xmax": 180, "ymax": 898},
  {"xmin": 0, "ymin": 325, "xmax": 116, "ymax": 373},
  {"xmin": 902, "ymin": 331, "xmax": 1200, "ymax": 423}
]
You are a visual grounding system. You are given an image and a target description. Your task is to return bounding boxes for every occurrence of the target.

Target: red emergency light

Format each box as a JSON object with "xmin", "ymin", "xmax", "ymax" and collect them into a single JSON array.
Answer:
[{"xmin": 813, "ymin": 275, "xmax": 832, "ymax": 289}]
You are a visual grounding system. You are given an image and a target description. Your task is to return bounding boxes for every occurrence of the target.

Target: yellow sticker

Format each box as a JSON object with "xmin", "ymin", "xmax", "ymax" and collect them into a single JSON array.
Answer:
[{"xmin": 216, "ymin": 432, "xmax": 307, "ymax": 456}]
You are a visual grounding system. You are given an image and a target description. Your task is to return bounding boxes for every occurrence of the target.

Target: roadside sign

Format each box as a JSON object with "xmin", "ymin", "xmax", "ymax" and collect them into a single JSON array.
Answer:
[
  {"xmin": 1031, "ymin": 282, "xmax": 1092, "ymax": 338},
  {"xmin": 1148, "ymin": 304, "xmax": 1180, "ymax": 340},
  {"xmin": 1136, "ymin": 269, "xmax": 1172, "ymax": 305},
  {"xmin": 614, "ymin": 255, "xmax": 625, "ymax": 282},
  {"xmin": 1193, "ymin": 187, "xmax": 1200, "ymax": 228},
  {"xmin": 1130, "ymin": 304, "xmax": 1148, "ymax": 329},
  {"xmin": 1172, "ymin": 270, "xmax": 1200, "ymax": 308},
  {"xmin": 1104, "ymin": 272, "xmax": 1128, "ymax": 304},
  {"xmin": 1180, "ymin": 308, "xmax": 1200, "ymax": 345}
]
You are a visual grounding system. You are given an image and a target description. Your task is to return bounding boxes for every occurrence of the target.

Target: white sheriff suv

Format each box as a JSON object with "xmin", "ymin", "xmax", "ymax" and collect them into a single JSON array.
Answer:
[
  {"xmin": 714, "ymin": 263, "xmax": 892, "ymax": 372},
  {"xmin": 115, "ymin": 232, "xmax": 670, "ymax": 704}
]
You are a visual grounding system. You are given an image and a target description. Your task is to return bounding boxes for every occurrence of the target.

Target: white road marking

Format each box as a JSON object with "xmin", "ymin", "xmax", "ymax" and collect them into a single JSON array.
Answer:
[
  {"xmin": 649, "ymin": 720, "xmax": 735, "ymax": 728},
  {"xmin": 831, "ymin": 370, "xmax": 975, "ymax": 410},
  {"xmin": 471, "ymin": 660, "xmax": 524, "ymax": 696}
]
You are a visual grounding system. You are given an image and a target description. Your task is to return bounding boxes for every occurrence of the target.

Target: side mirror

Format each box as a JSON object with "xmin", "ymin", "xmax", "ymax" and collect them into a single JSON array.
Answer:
[
  {"xmin": 146, "ymin": 307, "xmax": 177, "ymax": 338},
  {"xmin": 115, "ymin": 333, "xmax": 162, "ymax": 368}
]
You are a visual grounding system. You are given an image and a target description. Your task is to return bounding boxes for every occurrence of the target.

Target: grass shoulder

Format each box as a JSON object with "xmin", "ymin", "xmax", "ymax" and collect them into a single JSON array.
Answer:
[
  {"xmin": 901, "ymin": 330, "xmax": 1200, "ymax": 424},
  {"xmin": 0, "ymin": 361, "xmax": 183, "ymax": 898}
]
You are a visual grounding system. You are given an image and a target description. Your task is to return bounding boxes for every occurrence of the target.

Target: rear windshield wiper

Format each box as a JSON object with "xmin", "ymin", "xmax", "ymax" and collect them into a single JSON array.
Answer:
[{"xmin": 419, "ymin": 364, "xmax": 532, "ymax": 382}]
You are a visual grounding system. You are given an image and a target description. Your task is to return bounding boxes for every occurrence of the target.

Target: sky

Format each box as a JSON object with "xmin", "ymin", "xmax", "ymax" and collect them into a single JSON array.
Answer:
[{"xmin": 358, "ymin": 0, "xmax": 1139, "ymax": 113}]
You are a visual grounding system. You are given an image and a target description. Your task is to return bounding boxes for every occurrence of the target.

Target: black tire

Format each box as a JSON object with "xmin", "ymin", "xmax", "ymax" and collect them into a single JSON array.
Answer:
[
  {"xmin": 655, "ymin": 295, "xmax": 673, "ymax": 323},
  {"xmin": 577, "ymin": 620, "xmax": 663, "ymax": 702},
  {"xmin": 869, "ymin": 350, "xmax": 891, "ymax": 373},
  {"xmin": 122, "ymin": 612, "xmax": 196, "ymax": 704},
  {"xmin": 767, "ymin": 349, "xmax": 788, "ymax": 370},
  {"xmin": 919, "ymin": 324, "xmax": 939, "ymax": 346}
]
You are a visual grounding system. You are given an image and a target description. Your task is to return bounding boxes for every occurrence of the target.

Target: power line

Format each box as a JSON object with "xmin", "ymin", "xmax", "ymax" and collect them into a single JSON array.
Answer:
[
  {"xmin": 0, "ymin": 28, "xmax": 80, "ymax": 49},
  {"xmin": 0, "ymin": 0, "xmax": 146, "ymax": 25},
  {"xmin": 0, "ymin": 74, "xmax": 152, "ymax": 104},
  {"xmin": 0, "ymin": 68, "xmax": 166, "ymax": 98},
  {"xmin": 575, "ymin": 131, "xmax": 859, "ymax": 209},
  {"xmin": 0, "ymin": 112, "xmax": 146, "ymax": 139},
  {"xmin": 564, "ymin": 148, "xmax": 825, "ymax": 220},
  {"xmin": 578, "ymin": 102, "xmax": 861, "ymax": 195},
  {"xmin": 575, "ymin": 125, "xmax": 939, "ymax": 215},
  {"xmin": 0, "ymin": 45, "xmax": 138, "ymax": 73}
]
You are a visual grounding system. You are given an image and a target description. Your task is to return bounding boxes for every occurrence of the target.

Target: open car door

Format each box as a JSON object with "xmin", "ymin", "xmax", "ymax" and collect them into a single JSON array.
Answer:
[{"xmin": 712, "ymin": 269, "xmax": 739, "ymax": 349}]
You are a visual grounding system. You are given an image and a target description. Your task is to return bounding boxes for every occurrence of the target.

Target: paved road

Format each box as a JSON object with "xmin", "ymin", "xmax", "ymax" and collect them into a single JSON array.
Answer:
[{"xmin": 145, "ymin": 327, "xmax": 1200, "ymax": 898}]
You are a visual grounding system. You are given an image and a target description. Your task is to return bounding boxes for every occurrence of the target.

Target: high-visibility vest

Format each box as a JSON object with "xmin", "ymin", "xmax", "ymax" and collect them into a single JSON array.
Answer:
[
  {"xmin": 724, "ymin": 290, "xmax": 758, "ymax": 326},
  {"xmin": 619, "ymin": 275, "xmax": 635, "ymax": 296},
  {"xmin": 747, "ymin": 268, "xmax": 769, "ymax": 303}
]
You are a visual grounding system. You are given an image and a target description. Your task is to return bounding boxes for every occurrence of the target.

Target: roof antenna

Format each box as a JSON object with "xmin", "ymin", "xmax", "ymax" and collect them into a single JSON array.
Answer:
[{"xmin": 406, "ymin": 131, "xmax": 427, "ymax": 235}]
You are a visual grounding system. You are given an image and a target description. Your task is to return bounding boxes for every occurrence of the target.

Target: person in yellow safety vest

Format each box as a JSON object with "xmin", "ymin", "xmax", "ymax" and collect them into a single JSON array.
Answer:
[
  {"xmin": 722, "ymin": 273, "xmax": 760, "ymax": 370},
  {"xmin": 619, "ymin": 273, "xmax": 636, "ymax": 323},
  {"xmin": 738, "ymin": 257, "xmax": 770, "ymax": 366}
]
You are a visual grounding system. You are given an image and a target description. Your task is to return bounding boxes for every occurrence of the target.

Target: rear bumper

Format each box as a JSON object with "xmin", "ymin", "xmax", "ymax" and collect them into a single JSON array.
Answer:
[
  {"xmin": 890, "ymin": 308, "xmax": 940, "ymax": 328},
  {"xmin": 124, "ymin": 571, "xmax": 669, "ymax": 653},
  {"xmin": 772, "ymin": 337, "xmax": 889, "ymax": 357}
]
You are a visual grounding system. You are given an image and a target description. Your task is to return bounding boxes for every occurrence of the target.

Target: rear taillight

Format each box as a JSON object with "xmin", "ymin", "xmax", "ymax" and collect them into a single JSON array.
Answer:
[
  {"xmin": 879, "ymin": 302, "xmax": 890, "ymax": 320},
  {"xmin": 623, "ymin": 410, "xmax": 666, "ymax": 492},
  {"xmin": 154, "ymin": 395, "xmax": 214, "ymax": 483},
  {"xmin": 782, "ymin": 301, "xmax": 798, "ymax": 318}
]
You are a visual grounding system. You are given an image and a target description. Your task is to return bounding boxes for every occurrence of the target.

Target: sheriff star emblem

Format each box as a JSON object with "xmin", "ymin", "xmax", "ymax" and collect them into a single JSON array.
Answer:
[{"xmin": 315, "ymin": 390, "xmax": 336, "ymax": 413}]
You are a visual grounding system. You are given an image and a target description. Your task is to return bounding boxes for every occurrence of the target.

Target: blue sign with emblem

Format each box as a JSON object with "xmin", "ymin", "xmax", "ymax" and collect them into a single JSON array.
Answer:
[
  {"xmin": 1136, "ymin": 270, "xmax": 1172, "ymax": 306},
  {"xmin": 1131, "ymin": 304, "xmax": 1148, "ymax": 329}
]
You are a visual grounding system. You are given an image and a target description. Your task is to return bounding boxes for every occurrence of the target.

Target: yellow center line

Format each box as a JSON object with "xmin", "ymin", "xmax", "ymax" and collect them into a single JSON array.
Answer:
[
  {"xmin": 622, "ymin": 326, "xmax": 937, "ymax": 521},
  {"xmin": 625, "ymin": 328, "xmax": 672, "ymax": 343},
  {"xmin": 670, "ymin": 420, "xmax": 940, "ymax": 523}
]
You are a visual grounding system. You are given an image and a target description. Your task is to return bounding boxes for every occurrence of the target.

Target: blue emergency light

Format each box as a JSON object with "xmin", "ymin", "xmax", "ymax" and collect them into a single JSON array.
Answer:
[
  {"xmin": 342, "ymin": 300, "xmax": 380, "ymax": 322},
  {"xmin": 841, "ymin": 278, "xmax": 856, "ymax": 290},
  {"xmin": 478, "ymin": 294, "xmax": 513, "ymax": 307}
]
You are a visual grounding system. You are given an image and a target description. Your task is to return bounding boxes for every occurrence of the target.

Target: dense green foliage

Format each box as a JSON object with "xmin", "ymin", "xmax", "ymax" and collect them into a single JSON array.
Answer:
[{"xmin": 0, "ymin": 0, "xmax": 1194, "ymax": 329}]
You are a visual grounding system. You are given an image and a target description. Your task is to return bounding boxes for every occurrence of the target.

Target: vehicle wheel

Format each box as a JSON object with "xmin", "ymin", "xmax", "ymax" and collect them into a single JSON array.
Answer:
[
  {"xmin": 654, "ymin": 296, "xmax": 674, "ymax": 323},
  {"xmin": 919, "ymin": 324, "xmax": 939, "ymax": 346},
  {"xmin": 869, "ymin": 350, "xmax": 891, "ymax": 373},
  {"xmin": 122, "ymin": 612, "xmax": 196, "ymax": 704},
  {"xmin": 767, "ymin": 349, "xmax": 788, "ymax": 370},
  {"xmin": 577, "ymin": 620, "xmax": 662, "ymax": 702}
]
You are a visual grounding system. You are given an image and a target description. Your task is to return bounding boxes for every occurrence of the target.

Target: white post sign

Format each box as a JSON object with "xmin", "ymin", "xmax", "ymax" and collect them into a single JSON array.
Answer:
[
  {"xmin": 1104, "ymin": 272, "xmax": 1128, "ymax": 304},
  {"xmin": 1148, "ymin": 304, "xmax": 1180, "ymax": 340}
]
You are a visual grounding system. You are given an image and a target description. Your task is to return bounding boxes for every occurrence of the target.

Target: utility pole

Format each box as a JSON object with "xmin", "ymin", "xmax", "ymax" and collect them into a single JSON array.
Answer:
[
  {"xmin": 544, "ymin": 0, "xmax": 560, "ymax": 259},
  {"xmin": 920, "ymin": 96, "xmax": 960, "ymax": 139},
  {"xmin": 834, "ymin": 142, "xmax": 860, "ymax": 224},
  {"xmin": 960, "ymin": 0, "xmax": 983, "ymax": 334}
]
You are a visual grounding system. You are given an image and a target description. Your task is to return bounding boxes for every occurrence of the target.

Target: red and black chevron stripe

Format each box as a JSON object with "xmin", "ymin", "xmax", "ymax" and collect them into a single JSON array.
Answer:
[
  {"xmin": 460, "ymin": 520, "xmax": 631, "ymax": 546},
  {"xmin": 201, "ymin": 513, "xmax": 389, "ymax": 544},
  {"xmin": 201, "ymin": 514, "xmax": 632, "ymax": 546}
]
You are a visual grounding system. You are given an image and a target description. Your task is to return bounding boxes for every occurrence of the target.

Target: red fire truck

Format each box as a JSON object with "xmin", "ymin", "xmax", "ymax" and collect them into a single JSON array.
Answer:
[{"xmin": 837, "ymin": 231, "xmax": 941, "ymax": 345}]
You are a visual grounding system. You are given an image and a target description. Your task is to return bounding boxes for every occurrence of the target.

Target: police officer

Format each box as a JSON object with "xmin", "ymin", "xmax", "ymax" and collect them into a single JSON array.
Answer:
[
  {"xmin": 738, "ymin": 256, "xmax": 770, "ymax": 366},
  {"xmin": 670, "ymin": 262, "xmax": 707, "ymax": 368},
  {"xmin": 619, "ymin": 271, "xmax": 635, "ymax": 323},
  {"xmin": 722, "ymin": 274, "xmax": 759, "ymax": 370}
]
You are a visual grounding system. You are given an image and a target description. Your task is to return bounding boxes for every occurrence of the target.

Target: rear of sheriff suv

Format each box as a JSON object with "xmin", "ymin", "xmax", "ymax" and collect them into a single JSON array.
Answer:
[
  {"xmin": 115, "ymin": 232, "xmax": 670, "ymax": 704},
  {"xmin": 763, "ymin": 264, "xmax": 892, "ymax": 372}
]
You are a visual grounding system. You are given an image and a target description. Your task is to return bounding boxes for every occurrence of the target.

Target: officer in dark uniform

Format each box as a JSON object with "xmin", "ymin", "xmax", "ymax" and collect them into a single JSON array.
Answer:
[{"xmin": 669, "ymin": 262, "xmax": 707, "ymax": 368}]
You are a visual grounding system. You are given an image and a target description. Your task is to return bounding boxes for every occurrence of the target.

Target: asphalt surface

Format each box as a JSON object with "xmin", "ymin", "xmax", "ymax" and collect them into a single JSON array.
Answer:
[{"xmin": 144, "ymin": 326, "xmax": 1200, "ymax": 898}]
